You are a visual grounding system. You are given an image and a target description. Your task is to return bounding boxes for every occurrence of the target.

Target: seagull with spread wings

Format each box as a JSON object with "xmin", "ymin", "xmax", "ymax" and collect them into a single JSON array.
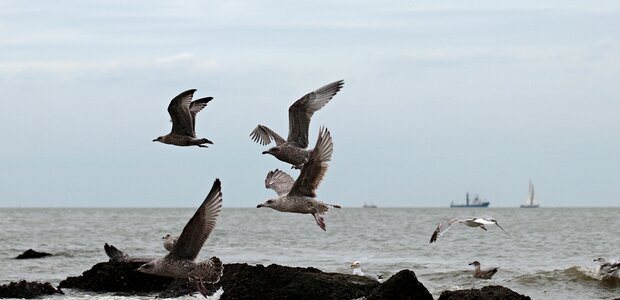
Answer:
[
  {"xmin": 256, "ymin": 127, "xmax": 341, "ymax": 230},
  {"xmin": 137, "ymin": 179, "xmax": 223, "ymax": 298},
  {"xmin": 250, "ymin": 80, "xmax": 344, "ymax": 169},
  {"xmin": 429, "ymin": 217, "xmax": 510, "ymax": 243},
  {"xmin": 153, "ymin": 89, "xmax": 214, "ymax": 147}
]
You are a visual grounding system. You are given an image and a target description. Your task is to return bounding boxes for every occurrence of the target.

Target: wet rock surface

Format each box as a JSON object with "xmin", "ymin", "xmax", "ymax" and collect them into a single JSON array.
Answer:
[
  {"xmin": 15, "ymin": 249, "xmax": 53, "ymax": 259},
  {"xmin": 438, "ymin": 285, "xmax": 532, "ymax": 300},
  {"xmin": 367, "ymin": 269, "xmax": 433, "ymax": 300},
  {"xmin": 59, "ymin": 260, "xmax": 531, "ymax": 299},
  {"xmin": 0, "ymin": 281, "xmax": 63, "ymax": 299}
]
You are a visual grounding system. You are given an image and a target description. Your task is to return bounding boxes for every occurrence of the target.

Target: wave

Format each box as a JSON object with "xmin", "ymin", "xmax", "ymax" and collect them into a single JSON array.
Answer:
[{"xmin": 512, "ymin": 266, "xmax": 620, "ymax": 287}]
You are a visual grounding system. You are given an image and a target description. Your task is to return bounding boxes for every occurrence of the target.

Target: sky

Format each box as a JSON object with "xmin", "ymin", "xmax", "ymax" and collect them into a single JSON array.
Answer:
[{"xmin": 1, "ymin": 0, "xmax": 619, "ymax": 207}]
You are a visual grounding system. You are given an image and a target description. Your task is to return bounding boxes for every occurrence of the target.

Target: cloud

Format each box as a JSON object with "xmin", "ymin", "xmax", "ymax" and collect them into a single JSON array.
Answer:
[{"xmin": 155, "ymin": 52, "xmax": 194, "ymax": 64}]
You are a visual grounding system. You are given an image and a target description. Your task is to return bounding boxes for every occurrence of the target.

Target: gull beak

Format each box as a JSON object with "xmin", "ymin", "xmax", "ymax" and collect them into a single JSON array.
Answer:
[
  {"xmin": 152, "ymin": 139, "xmax": 158, "ymax": 142},
  {"xmin": 261, "ymin": 151, "xmax": 268, "ymax": 154},
  {"xmin": 468, "ymin": 262, "xmax": 474, "ymax": 265},
  {"xmin": 257, "ymin": 204, "xmax": 263, "ymax": 208}
]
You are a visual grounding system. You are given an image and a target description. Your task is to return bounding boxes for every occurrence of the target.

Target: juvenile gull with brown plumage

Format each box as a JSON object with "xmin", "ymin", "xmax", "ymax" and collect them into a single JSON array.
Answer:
[
  {"xmin": 153, "ymin": 89, "xmax": 214, "ymax": 147},
  {"xmin": 469, "ymin": 261, "xmax": 498, "ymax": 279},
  {"xmin": 137, "ymin": 179, "xmax": 223, "ymax": 298},
  {"xmin": 250, "ymin": 80, "xmax": 344, "ymax": 169},
  {"xmin": 256, "ymin": 127, "xmax": 341, "ymax": 230},
  {"xmin": 429, "ymin": 217, "xmax": 510, "ymax": 243}
]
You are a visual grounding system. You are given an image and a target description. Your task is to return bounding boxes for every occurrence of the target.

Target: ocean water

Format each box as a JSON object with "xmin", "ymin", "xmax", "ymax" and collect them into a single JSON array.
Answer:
[{"xmin": 1, "ymin": 207, "xmax": 619, "ymax": 300}]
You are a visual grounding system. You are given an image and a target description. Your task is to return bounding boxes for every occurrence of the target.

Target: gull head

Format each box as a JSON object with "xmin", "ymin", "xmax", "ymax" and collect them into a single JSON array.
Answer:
[
  {"xmin": 594, "ymin": 257, "xmax": 608, "ymax": 264},
  {"xmin": 257, "ymin": 199, "xmax": 277, "ymax": 209},
  {"xmin": 136, "ymin": 261, "xmax": 157, "ymax": 274},
  {"xmin": 468, "ymin": 261, "xmax": 481, "ymax": 266},
  {"xmin": 162, "ymin": 233, "xmax": 171, "ymax": 240},
  {"xmin": 350, "ymin": 261, "xmax": 361, "ymax": 268},
  {"xmin": 262, "ymin": 146, "xmax": 281, "ymax": 156}
]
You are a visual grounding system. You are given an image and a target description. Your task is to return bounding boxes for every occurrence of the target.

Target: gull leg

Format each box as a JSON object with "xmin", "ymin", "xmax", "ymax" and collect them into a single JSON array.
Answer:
[
  {"xmin": 312, "ymin": 213, "xmax": 326, "ymax": 231},
  {"xmin": 480, "ymin": 225, "xmax": 487, "ymax": 231},
  {"xmin": 197, "ymin": 144, "xmax": 209, "ymax": 148}
]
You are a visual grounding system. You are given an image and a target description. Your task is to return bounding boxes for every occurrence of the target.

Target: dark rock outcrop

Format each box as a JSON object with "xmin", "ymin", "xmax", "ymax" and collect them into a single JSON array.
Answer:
[
  {"xmin": 59, "ymin": 260, "xmax": 174, "ymax": 293},
  {"xmin": 0, "ymin": 281, "xmax": 63, "ymax": 299},
  {"xmin": 216, "ymin": 263, "xmax": 380, "ymax": 300},
  {"xmin": 15, "ymin": 249, "xmax": 53, "ymax": 259},
  {"xmin": 61, "ymin": 261, "xmax": 432, "ymax": 299},
  {"xmin": 367, "ymin": 269, "xmax": 433, "ymax": 300},
  {"xmin": 439, "ymin": 285, "xmax": 531, "ymax": 300}
]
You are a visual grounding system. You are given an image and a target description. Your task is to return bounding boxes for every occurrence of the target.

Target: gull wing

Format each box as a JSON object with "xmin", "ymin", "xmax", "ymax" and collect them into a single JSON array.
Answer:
[
  {"xmin": 289, "ymin": 127, "xmax": 333, "ymax": 197},
  {"xmin": 250, "ymin": 125, "xmax": 286, "ymax": 146},
  {"xmin": 475, "ymin": 217, "xmax": 511, "ymax": 236},
  {"xmin": 167, "ymin": 179, "xmax": 223, "ymax": 261},
  {"xmin": 287, "ymin": 80, "xmax": 344, "ymax": 148},
  {"xmin": 265, "ymin": 169, "xmax": 294, "ymax": 196},
  {"xmin": 168, "ymin": 89, "xmax": 196, "ymax": 136},
  {"xmin": 189, "ymin": 97, "xmax": 213, "ymax": 134},
  {"xmin": 429, "ymin": 218, "xmax": 462, "ymax": 243}
]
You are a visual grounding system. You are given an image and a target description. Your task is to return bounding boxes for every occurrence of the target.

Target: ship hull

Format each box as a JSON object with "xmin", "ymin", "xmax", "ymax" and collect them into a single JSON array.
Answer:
[{"xmin": 450, "ymin": 202, "xmax": 490, "ymax": 208}]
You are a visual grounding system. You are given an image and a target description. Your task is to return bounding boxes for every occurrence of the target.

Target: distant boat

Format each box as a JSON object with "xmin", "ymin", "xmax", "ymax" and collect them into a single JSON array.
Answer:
[
  {"xmin": 520, "ymin": 180, "xmax": 539, "ymax": 208},
  {"xmin": 450, "ymin": 193, "xmax": 490, "ymax": 208},
  {"xmin": 363, "ymin": 202, "xmax": 377, "ymax": 208}
]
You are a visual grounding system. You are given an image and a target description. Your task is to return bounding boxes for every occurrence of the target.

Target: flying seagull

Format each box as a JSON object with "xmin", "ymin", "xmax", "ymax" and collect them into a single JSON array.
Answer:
[
  {"xmin": 137, "ymin": 179, "xmax": 223, "ymax": 298},
  {"xmin": 594, "ymin": 257, "xmax": 620, "ymax": 277},
  {"xmin": 429, "ymin": 217, "xmax": 510, "ymax": 243},
  {"xmin": 162, "ymin": 234, "xmax": 178, "ymax": 251},
  {"xmin": 469, "ymin": 261, "xmax": 498, "ymax": 279},
  {"xmin": 257, "ymin": 127, "xmax": 341, "ymax": 230},
  {"xmin": 250, "ymin": 80, "xmax": 344, "ymax": 169},
  {"xmin": 153, "ymin": 89, "xmax": 214, "ymax": 147}
]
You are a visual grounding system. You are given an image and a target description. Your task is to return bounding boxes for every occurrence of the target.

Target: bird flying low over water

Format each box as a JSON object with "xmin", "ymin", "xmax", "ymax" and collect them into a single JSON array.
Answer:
[
  {"xmin": 153, "ymin": 89, "xmax": 214, "ymax": 148},
  {"xmin": 257, "ymin": 127, "xmax": 341, "ymax": 230},
  {"xmin": 469, "ymin": 261, "xmax": 499, "ymax": 279},
  {"xmin": 429, "ymin": 217, "xmax": 510, "ymax": 243},
  {"xmin": 136, "ymin": 179, "xmax": 223, "ymax": 298},
  {"xmin": 594, "ymin": 257, "xmax": 620, "ymax": 278},
  {"xmin": 250, "ymin": 80, "xmax": 344, "ymax": 169}
]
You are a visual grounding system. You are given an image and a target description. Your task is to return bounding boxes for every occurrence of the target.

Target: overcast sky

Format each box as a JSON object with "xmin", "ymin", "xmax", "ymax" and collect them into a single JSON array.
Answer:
[{"xmin": 1, "ymin": 1, "xmax": 618, "ymax": 207}]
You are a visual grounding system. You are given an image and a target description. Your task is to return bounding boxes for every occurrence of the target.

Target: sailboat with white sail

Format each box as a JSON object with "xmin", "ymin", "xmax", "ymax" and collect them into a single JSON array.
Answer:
[{"xmin": 520, "ymin": 180, "xmax": 539, "ymax": 208}]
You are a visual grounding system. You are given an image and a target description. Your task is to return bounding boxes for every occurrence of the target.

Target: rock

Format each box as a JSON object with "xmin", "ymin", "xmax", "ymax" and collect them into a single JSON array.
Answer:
[
  {"xmin": 60, "ymin": 261, "xmax": 382, "ymax": 299},
  {"xmin": 215, "ymin": 263, "xmax": 380, "ymax": 300},
  {"xmin": 59, "ymin": 260, "xmax": 174, "ymax": 293},
  {"xmin": 439, "ymin": 285, "xmax": 531, "ymax": 300},
  {"xmin": 367, "ymin": 269, "xmax": 433, "ymax": 300},
  {"xmin": 0, "ymin": 281, "xmax": 63, "ymax": 299},
  {"xmin": 15, "ymin": 249, "xmax": 53, "ymax": 259}
]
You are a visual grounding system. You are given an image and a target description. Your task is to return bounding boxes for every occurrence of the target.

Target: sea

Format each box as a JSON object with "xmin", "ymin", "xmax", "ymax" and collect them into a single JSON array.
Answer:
[{"xmin": 1, "ymin": 207, "xmax": 619, "ymax": 300}]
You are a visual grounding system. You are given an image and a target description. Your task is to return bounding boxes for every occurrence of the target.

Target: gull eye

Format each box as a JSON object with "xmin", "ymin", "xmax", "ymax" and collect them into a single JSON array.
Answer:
[{"xmin": 267, "ymin": 200, "xmax": 274, "ymax": 204}]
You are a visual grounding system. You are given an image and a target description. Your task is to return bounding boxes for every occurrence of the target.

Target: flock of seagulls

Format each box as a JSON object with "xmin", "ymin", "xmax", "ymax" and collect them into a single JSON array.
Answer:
[
  {"xmin": 107, "ymin": 80, "xmax": 347, "ymax": 298},
  {"xmin": 104, "ymin": 80, "xmax": 617, "ymax": 298}
]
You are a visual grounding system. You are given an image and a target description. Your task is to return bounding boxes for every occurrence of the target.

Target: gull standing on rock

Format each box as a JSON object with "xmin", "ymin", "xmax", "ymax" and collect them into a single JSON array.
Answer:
[
  {"xmin": 468, "ymin": 261, "xmax": 498, "ymax": 279},
  {"xmin": 257, "ymin": 127, "xmax": 341, "ymax": 230},
  {"xmin": 429, "ymin": 217, "xmax": 510, "ymax": 243},
  {"xmin": 250, "ymin": 80, "xmax": 344, "ymax": 169},
  {"xmin": 153, "ymin": 89, "xmax": 214, "ymax": 147},
  {"xmin": 137, "ymin": 179, "xmax": 224, "ymax": 298}
]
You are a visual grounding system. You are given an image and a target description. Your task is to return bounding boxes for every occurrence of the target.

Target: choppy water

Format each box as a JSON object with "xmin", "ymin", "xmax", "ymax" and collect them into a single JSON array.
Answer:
[{"xmin": 1, "ymin": 207, "xmax": 619, "ymax": 299}]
